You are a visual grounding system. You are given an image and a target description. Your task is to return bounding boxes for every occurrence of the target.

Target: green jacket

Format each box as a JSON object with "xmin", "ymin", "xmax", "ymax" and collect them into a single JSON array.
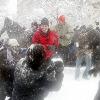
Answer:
[{"xmin": 55, "ymin": 23, "xmax": 73, "ymax": 46}]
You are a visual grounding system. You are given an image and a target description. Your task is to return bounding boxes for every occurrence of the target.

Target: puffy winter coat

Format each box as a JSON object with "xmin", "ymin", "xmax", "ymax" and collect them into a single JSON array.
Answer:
[
  {"xmin": 12, "ymin": 44, "xmax": 64, "ymax": 100},
  {"xmin": 32, "ymin": 29, "xmax": 59, "ymax": 60},
  {"xmin": 54, "ymin": 23, "xmax": 73, "ymax": 47},
  {"xmin": 12, "ymin": 56, "xmax": 64, "ymax": 100}
]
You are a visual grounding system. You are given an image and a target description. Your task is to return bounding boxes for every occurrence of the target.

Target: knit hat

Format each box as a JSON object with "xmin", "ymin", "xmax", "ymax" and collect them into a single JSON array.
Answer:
[
  {"xmin": 58, "ymin": 15, "xmax": 65, "ymax": 23},
  {"xmin": 41, "ymin": 18, "xmax": 49, "ymax": 26}
]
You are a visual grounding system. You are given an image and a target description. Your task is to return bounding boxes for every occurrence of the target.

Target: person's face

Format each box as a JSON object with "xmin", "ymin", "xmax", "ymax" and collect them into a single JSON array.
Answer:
[
  {"xmin": 40, "ymin": 24, "xmax": 49, "ymax": 33},
  {"xmin": 59, "ymin": 20, "xmax": 65, "ymax": 25}
]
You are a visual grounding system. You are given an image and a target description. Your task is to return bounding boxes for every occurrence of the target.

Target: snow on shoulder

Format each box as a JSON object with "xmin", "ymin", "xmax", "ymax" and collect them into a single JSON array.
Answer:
[
  {"xmin": 8, "ymin": 39, "xmax": 19, "ymax": 47},
  {"xmin": 28, "ymin": 44, "xmax": 35, "ymax": 51}
]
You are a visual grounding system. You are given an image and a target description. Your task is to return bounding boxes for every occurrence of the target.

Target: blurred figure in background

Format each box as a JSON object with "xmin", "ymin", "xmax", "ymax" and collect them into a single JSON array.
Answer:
[
  {"xmin": 54, "ymin": 15, "xmax": 73, "ymax": 65},
  {"xmin": 95, "ymin": 21, "xmax": 100, "ymax": 32},
  {"xmin": 24, "ymin": 21, "xmax": 39, "ymax": 47},
  {"xmin": 0, "ymin": 17, "xmax": 25, "ymax": 47},
  {"xmin": 75, "ymin": 30, "xmax": 92, "ymax": 80},
  {"xmin": 0, "ymin": 38, "xmax": 20, "ymax": 100},
  {"xmin": 31, "ymin": 21, "xmax": 39, "ymax": 33}
]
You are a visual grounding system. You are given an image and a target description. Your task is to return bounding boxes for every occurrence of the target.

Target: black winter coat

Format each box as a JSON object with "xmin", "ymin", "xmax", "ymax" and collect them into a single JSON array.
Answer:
[
  {"xmin": 12, "ymin": 55, "xmax": 64, "ymax": 100},
  {"xmin": 87, "ymin": 29, "xmax": 100, "ymax": 63}
]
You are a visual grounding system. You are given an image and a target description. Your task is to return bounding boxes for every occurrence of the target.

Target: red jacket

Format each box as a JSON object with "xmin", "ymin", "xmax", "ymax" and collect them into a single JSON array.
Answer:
[{"xmin": 32, "ymin": 29, "xmax": 59, "ymax": 60}]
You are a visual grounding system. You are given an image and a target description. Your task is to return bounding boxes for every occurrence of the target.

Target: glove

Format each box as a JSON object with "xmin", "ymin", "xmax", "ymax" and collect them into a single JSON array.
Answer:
[{"xmin": 47, "ymin": 45, "xmax": 56, "ymax": 51}]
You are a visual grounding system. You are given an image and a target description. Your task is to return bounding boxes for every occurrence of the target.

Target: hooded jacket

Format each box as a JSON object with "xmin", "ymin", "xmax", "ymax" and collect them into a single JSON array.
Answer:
[{"xmin": 54, "ymin": 23, "xmax": 73, "ymax": 47}]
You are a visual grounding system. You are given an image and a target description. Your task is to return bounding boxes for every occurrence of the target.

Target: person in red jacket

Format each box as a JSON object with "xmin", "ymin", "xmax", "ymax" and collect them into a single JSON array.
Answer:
[{"xmin": 32, "ymin": 17, "xmax": 59, "ymax": 60}]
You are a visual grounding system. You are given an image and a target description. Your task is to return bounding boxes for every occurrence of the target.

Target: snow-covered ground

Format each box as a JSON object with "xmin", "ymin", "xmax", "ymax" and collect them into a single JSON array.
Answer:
[{"xmin": 45, "ymin": 67, "xmax": 100, "ymax": 100}]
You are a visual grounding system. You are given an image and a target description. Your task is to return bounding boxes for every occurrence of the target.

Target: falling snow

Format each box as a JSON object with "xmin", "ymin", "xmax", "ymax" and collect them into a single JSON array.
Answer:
[{"xmin": 0, "ymin": 0, "xmax": 100, "ymax": 100}]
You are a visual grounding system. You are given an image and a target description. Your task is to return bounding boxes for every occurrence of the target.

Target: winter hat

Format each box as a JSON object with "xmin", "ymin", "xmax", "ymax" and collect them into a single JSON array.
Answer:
[
  {"xmin": 58, "ymin": 15, "xmax": 65, "ymax": 23},
  {"xmin": 41, "ymin": 17, "xmax": 49, "ymax": 26}
]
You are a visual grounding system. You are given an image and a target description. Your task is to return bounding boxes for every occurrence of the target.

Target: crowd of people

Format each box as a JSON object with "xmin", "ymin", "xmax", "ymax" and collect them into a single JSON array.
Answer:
[
  {"xmin": 0, "ymin": 15, "xmax": 100, "ymax": 100},
  {"xmin": 0, "ymin": 16, "xmax": 64, "ymax": 100}
]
